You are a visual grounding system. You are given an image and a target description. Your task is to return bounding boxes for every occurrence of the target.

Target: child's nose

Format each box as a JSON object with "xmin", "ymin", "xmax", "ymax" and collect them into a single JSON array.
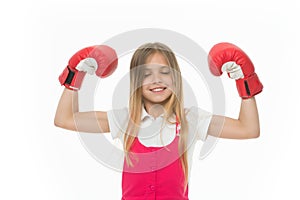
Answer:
[{"xmin": 151, "ymin": 73, "xmax": 163, "ymax": 83}]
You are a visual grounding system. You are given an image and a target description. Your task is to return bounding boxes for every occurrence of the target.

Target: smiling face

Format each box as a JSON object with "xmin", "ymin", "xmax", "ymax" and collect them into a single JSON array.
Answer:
[
  {"xmin": 142, "ymin": 52, "xmax": 174, "ymax": 112},
  {"xmin": 129, "ymin": 42, "xmax": 183, "ymax": 120}
]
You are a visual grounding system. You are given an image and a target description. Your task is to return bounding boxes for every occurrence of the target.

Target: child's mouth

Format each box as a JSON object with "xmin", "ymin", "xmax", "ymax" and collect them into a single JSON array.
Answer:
[{"xmin": 150, "ymin": 87, "xmax": 167, "ymax": 92}]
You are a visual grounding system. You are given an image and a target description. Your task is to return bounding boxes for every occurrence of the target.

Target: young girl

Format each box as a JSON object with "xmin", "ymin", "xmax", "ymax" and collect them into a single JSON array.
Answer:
[{"xmin": 55, "ymin": 42, "xmax": 262, "ymax": 200}]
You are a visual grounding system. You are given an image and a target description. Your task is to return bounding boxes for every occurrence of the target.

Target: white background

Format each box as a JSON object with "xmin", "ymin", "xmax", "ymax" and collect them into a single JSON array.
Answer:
[{"xmin": 1, "ymin": 0, "xmax": 299, "ymax": 199}]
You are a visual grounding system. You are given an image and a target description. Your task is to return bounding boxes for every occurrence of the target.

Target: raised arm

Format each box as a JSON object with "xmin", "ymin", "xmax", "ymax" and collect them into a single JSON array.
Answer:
[
  {"xmin": 54, "ymin": 88, "xmax": 110, "ymax": 133},
  {"xmin": 207, "ymin": 42, "xmax": 263, "ymax": 139},
  {"xmin": 209, "ymin": 98, "xmax": 260, "ymax": 139},
  {"xmin": 54, "ymin": 45, "xmax": 118, "ymax": 133}
]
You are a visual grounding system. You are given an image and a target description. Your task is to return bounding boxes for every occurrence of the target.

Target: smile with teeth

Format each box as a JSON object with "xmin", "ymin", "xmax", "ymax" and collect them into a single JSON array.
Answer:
[{"xmin": 150, "ymin": 87, "xmax": 167, "ymax": 92}]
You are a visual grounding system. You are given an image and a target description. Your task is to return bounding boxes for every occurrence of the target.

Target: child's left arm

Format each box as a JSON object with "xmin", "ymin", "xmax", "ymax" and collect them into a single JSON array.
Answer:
[
  {"xmin": 208, "ymin": 98, "xmax": 260, "ymax": 139},
  {"xmin": 206, "ymin": 42, "xmax": 263, "ymax": 139}
]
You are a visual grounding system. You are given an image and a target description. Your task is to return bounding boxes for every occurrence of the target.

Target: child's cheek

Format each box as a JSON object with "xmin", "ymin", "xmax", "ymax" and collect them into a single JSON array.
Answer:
[{"xmin": 142, "ymin": 78, "xmax": 151, "ymax": 86}]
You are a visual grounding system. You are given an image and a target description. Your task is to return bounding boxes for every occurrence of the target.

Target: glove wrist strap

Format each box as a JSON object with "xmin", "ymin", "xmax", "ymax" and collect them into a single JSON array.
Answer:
[
  {"xmin": 58, "ymin": 66, "xmax": 86, "ymax": 90},
  {"xmin": 236, "ymin": 73, "xmax": 263, "ymax": 99}
]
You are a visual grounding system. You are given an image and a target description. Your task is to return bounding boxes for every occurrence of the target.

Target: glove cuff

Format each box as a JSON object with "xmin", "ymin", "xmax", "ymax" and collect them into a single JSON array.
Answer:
[
  {"xmin": 58, "ymin": 66, "xmax": 86, "ymax": 90},
  {"xmin": 236, "ymin": 73, "xmax": 263, "ymax": 99}
]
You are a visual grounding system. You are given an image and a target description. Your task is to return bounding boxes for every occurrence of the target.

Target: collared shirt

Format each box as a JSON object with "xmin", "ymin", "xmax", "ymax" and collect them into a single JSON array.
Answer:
[
  {"xmin": 138, "ymin": 107, "xmax": 177, "ymax": 147},
  {"xmin": 107, "ymin": 106, "xmax": 212, "ymax": 146},
  {"xmin": 107, "ymin": 106, "xmax": 212, "ymax": 180}
]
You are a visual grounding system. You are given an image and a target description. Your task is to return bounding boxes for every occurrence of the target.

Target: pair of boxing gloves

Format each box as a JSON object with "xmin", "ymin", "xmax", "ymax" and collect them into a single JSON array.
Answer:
[{"xmin": 59, "ymin": 43, "xmax": 263, "ymax": 98}]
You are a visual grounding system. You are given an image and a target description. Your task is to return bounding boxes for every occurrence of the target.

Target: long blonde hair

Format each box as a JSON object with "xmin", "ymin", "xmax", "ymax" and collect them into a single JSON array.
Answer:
[{"xmin": 124, "ymin": 42, "xmax": 189, "ymax": 184}]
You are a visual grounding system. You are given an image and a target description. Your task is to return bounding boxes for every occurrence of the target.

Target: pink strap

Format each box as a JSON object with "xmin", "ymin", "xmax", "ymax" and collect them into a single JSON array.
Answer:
[{"xmin": 175, "ymin": 115, "xmax": 181, "ymax": 136}]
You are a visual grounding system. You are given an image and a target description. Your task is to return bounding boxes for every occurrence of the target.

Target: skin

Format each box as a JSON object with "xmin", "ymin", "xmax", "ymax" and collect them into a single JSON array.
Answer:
[
  {"xmin": 54, "ymin": 53, "xmax": 260, "ymax": 139},
  {"xmin": 141, "ymin": 53, "xmax": 174, "ymax": 118}
]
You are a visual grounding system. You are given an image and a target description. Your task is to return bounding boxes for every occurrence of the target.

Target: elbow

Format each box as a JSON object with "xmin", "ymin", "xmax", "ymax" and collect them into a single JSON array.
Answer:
[
  {"xmin": 246, "ymin": 127, "xmax": 260, "ymax": 139},
  {"xmin": 54, "ymin": 116, "xmax": 76, "ymax": 131},
  {"xmin": 252, "ymin": 125, "xmax": 260, "ymax": 138},
  {"xmin": 54, "ymin": 117, "xmax": 64, "ymax": 128},
  {"xmin": 250, "ymin": 131, "xmax": 260, "ymax": 139},
  {"xmin": 253, "ymin": 129, "xmax": 260, "ymax": 138},
  {"xmin": 239, "ymin": 121, "xmax": 260, "ymax": 139},
  {"xmin": 54, "ymin": 116, "xmax": 69, "ymax": 129}
]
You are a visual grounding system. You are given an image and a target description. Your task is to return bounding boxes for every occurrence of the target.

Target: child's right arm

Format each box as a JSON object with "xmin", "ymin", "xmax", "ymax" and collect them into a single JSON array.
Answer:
[
  {"xmin": 54, "ymin": 45, "xmax": 118, "ymax": 133},
  {"xmin": 54, "ymin": 88, "xmax": 110, "ymax": 133}
]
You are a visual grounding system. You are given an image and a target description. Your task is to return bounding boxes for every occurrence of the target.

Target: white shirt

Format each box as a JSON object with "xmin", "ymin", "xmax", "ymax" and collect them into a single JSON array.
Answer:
[
  {"xmin": 107, "ymin": 106, "xmax": 212, "ymax": 145},
  {"xmin": 107, "ymin": 106, "xmax": 212, "ymax": 180}
]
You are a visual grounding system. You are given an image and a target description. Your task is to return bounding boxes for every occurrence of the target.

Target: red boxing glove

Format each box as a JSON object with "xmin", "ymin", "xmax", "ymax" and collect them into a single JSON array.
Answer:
[
  {"xmin": 208, "ymin": 42, "xmax": 263, "ymax": 99},
  {"xmin": 59, "ymin": 45, "xmax": 118, "ymax": 90}
]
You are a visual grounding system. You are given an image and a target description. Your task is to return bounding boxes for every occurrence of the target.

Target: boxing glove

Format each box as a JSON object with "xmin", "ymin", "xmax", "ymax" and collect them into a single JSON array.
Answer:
[
  {"xmin": 59, "ymin": 45, "xmax": 118, "ymax": 90},
  {"xmin": 208, "ymin": 42, "xmax": 263, "ymax": 99}
]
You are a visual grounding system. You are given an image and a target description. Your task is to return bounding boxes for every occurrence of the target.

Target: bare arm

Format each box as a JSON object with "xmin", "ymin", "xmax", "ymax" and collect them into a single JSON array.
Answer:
[
  {"xmin": 208, "ymin": 97, "xmax": 260, "ymax": 139},
  {"xmin": 54, "ymin": 88, "xmax": 110, "ymax": 133}
]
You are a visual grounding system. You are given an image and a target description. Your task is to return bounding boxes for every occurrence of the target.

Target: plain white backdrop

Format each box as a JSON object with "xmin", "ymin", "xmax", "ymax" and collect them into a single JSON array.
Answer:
[{"xmin": 1, "ymin": 0, "xmax": 299, "ymax": 199}]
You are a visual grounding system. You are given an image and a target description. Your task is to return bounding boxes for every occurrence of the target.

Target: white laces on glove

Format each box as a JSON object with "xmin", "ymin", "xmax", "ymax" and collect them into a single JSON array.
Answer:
[
  {"xmin": 75, "ymin": 58, "xmax": 98, "ymax": 75},
  {"xmin": 221, "ymin": 61, "xmax": 244, "ymax": 80}
]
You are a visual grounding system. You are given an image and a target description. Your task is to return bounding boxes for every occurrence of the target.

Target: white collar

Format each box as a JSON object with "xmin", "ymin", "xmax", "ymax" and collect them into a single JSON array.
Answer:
[
  {"xmin": 141, "ymin": 106, "xmax": 164, "ymax": 121},
  {"xmin": 141, "ymin": 106, "xmax": 176, "ymax": 128}
]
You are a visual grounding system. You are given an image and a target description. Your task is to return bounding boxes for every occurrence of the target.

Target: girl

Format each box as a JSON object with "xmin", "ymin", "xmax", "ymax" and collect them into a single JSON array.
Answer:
[{"xmin": 55, "ymin": 42, "xmax": 262, "ymax": 200}]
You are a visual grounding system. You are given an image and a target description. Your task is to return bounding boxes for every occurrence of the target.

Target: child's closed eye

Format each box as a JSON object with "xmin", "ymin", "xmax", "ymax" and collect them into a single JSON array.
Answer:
[
  {"xmin": 160, "ymin": 66, "xmax": 171, "ymax": 74},
  {"xmin": 144, "ymin": 72, "xmax": 151, "ymax": 77},
  {"xmin": 161, "ymin": 71, "xmax": 170, "ymax": 74}
]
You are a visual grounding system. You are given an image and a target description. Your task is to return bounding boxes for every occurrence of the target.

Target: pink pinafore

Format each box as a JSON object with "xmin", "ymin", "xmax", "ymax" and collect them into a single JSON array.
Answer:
[{"xmin": 122, "ymin": 119, "xmax": 189, "ymax": 200}]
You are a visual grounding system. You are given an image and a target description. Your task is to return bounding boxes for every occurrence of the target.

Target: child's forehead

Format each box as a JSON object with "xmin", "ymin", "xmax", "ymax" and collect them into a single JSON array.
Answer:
[{"xmin": 143, "ymin": 64, "xmax": 170, "ymax": 70}]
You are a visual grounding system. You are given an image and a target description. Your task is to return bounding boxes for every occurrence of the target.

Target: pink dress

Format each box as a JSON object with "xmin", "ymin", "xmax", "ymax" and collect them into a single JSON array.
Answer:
[{"xmin": 122, "ymin": 120, "xmax": 189, "ymax": 200}]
